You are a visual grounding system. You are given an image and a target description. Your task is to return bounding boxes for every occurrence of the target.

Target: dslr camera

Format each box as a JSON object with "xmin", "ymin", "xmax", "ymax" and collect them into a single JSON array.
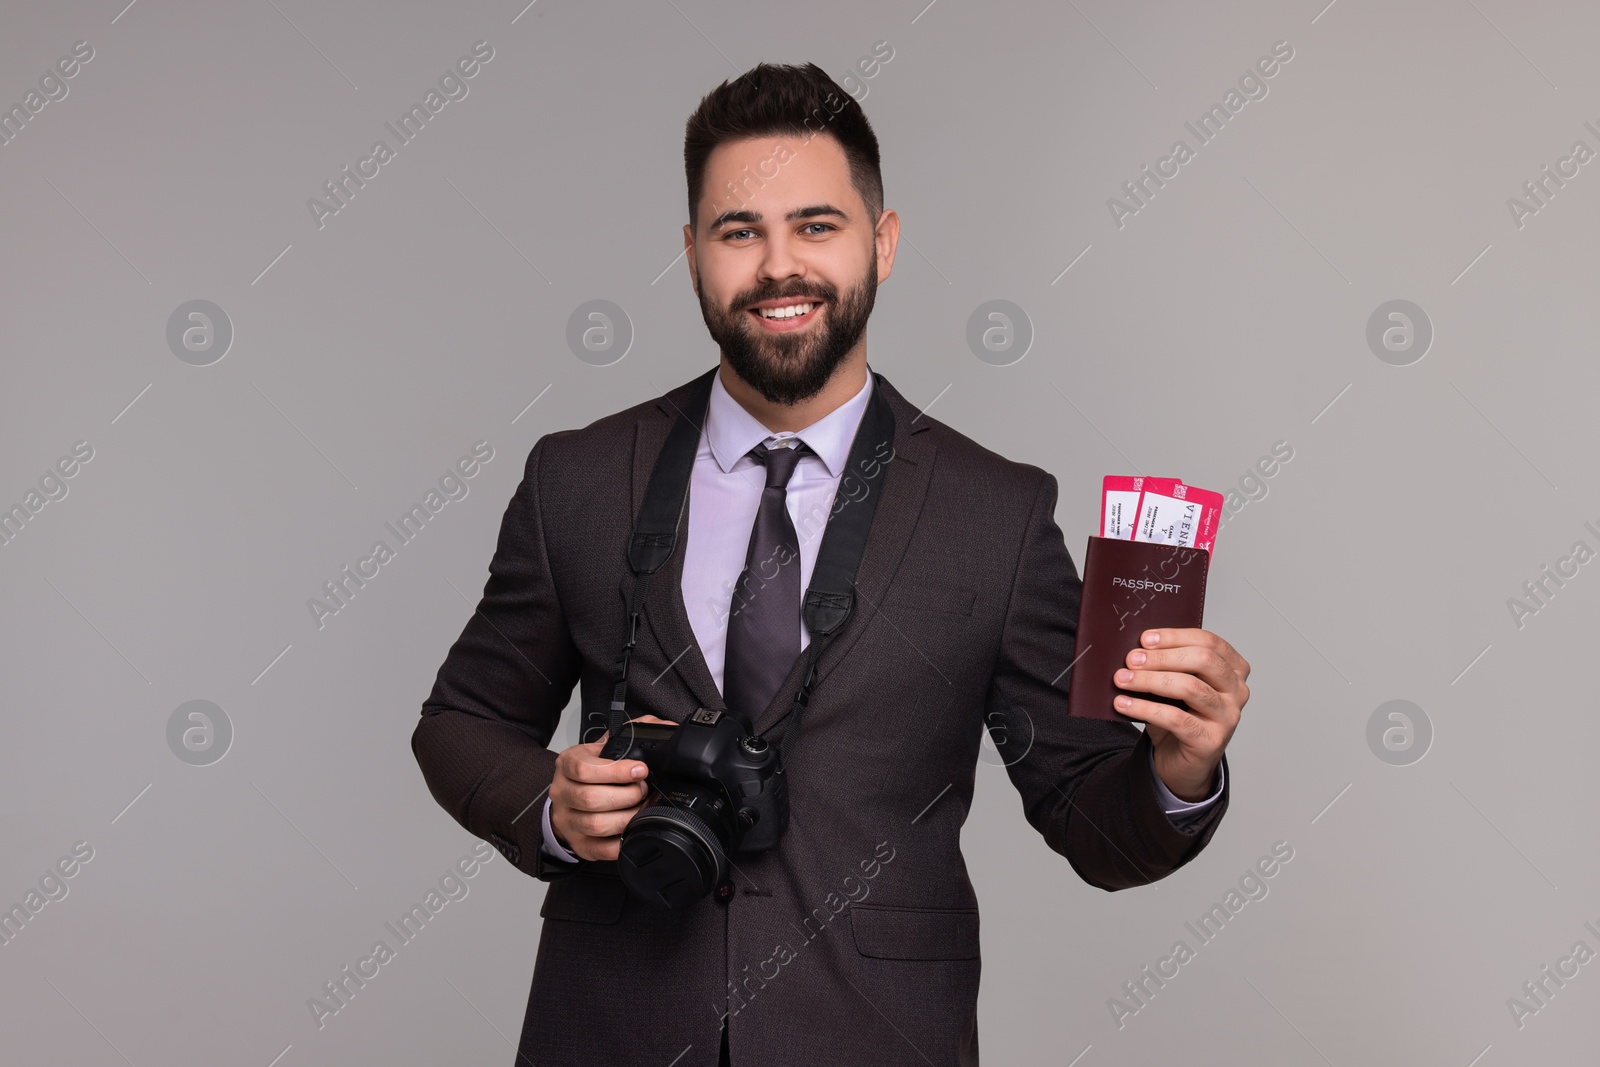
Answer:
[{"xmin": 599, "ymin": 707, "xmax": 787, "ymax": 909}]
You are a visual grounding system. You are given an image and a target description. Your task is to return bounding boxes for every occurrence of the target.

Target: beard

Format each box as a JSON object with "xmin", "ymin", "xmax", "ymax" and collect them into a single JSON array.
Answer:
[{"xmin": 698, "ymin": 257, "xmax": 877, "ymax": 406}]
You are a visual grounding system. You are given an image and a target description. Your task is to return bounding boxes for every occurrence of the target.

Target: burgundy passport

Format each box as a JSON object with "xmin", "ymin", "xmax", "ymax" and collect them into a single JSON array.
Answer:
[{"xmin": 1066, "ymin": 536, "xmax": 1211, "ymax": 722}]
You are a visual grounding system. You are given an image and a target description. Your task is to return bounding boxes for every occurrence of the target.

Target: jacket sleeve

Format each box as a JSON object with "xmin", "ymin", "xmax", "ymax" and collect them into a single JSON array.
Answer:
[
  {"xmin": 411, "ymin": 434, "xmax": 583, "ymax": 878},
  {"xmin": 986, "ymin": 470, "xmax": 1228, "ymax": 890}
]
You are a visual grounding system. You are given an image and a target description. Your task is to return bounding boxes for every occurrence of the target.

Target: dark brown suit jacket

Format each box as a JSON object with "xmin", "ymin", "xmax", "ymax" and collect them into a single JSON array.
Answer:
[{"xmin": 412, "ymin": 368, "xmax": 1229, "ymax": 1066}]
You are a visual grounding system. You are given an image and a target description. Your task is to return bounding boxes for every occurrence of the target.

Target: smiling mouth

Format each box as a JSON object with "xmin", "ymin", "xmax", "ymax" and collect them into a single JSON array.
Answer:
[{"xmin": 748, "ymin": 301, "xmax": 823, "ymax": 328}]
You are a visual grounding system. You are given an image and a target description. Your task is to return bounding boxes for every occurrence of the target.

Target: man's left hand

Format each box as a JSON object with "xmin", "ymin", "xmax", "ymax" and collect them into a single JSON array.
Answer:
[{"xmin": 1112, "ymin": 627, "xmax": 1250, "ymax": 802}]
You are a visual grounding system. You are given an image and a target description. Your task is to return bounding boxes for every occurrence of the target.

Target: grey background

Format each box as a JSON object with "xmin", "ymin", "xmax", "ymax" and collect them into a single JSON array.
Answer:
[{"xmin": 2, "ymin": 0, "xmax": 1596, "ymax": 1063}]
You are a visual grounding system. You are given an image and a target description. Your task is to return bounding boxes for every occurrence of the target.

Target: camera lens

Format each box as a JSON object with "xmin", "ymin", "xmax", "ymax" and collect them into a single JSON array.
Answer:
[{"xmin": 616, "ymin": 787, "xmax": 735, "ymax": 909}]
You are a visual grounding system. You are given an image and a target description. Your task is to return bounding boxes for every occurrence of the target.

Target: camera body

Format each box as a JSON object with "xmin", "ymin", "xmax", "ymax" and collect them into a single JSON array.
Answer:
[{"xmin": 598, "ymin": 707, "xmax": 787, "ymax": 909}]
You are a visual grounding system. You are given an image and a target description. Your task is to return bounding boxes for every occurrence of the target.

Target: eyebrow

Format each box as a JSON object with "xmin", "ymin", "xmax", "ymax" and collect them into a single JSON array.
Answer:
[{"xmin": 708, "ymin": 203, "xmax": 851, "ymax": 233}]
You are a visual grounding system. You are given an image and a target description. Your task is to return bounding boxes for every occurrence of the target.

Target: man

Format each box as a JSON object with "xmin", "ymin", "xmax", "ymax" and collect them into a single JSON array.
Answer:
[{"xmin": 412, "ymin": 62, "xmax": 1249, "ymax": 1066}]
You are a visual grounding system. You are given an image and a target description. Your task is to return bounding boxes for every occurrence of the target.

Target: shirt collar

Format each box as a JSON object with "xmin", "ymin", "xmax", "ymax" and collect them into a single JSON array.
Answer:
[{"xmin": 707, "ymin": 366, "xmax": 874, "ymax": 479}]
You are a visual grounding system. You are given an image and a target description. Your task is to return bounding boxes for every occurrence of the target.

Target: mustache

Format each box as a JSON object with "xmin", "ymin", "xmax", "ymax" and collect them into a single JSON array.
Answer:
[{"xmin": 737, "ymin": 287, "xmax": 834, "ymax": 309}]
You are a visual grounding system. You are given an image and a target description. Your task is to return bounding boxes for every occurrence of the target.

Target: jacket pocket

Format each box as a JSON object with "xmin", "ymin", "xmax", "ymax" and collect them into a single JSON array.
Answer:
[
  {"xmin": 849, "ymin": 903, "xmax": 981, "ymax": 960},
  {"xmin": 539, "ymin": 874, "xmax": 629, "ymax": 924},
  {"xmin": 884, "ymin": 581, "xmax": 977, "ymax": 616}
]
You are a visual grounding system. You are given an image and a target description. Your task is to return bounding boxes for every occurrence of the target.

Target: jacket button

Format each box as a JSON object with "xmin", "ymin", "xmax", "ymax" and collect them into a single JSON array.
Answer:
[{"xmin": 715, "ymin": 879, "xmax": 734, "ymax": 903}]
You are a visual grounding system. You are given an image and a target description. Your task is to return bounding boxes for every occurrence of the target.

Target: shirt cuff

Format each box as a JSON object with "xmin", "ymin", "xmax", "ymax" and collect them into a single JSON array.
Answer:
[
  {"xmin": 1148, "ymin": 745, "xmax": 1224, "ymax": 827},
  {"xmin": 540, "ymin": 795, "xmax": 580, "ymax": 862}
]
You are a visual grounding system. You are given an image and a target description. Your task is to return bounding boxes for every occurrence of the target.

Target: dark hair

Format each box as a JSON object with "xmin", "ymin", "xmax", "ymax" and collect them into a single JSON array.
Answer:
[{"xmin": 684, "ymin": 62, "xmax": 883, "ymax": 233}]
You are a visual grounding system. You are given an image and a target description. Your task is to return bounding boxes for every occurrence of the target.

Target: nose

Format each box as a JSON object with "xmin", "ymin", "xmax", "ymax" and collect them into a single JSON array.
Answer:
[{"xmin": 756, "ymin": 227, "xmax": 804, "ymax": 287}]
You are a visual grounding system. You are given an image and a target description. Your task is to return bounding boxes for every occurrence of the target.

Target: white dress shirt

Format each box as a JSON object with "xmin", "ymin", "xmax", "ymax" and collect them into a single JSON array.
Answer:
[{"xmin": 541, "ymin": 366, "xmax": 1223, "ymax": 860}]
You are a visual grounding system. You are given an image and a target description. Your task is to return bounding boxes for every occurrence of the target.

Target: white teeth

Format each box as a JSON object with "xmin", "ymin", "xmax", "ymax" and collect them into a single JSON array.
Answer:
[{"xmin": 757, "ymin": 302, "xmax": 816, "ymax": 319}]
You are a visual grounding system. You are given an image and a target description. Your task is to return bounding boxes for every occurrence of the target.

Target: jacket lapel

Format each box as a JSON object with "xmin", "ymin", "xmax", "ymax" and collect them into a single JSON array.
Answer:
[{"xmin": 624, "ymin": 369, "xmax": 937, "ymax": 732}]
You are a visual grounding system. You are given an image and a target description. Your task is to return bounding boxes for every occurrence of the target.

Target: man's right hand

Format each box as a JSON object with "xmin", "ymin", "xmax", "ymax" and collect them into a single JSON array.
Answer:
[{"xmin": 548, "ymin": 715, "xmax": 673, "ymax": 862}]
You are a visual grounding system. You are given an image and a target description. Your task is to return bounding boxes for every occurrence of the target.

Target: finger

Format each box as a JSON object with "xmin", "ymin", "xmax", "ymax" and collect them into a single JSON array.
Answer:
[
  {"xmin": 564, "ymin": 778, "xmax": 652, "ymax": 814},
  {"xmin": 1114, "ymin": 667, "xmax": 1225, "ymax": 721},
  {"xmin": 566, "ymin": 804, "xmax": 645, "ymax": 840},
  {"xmin": 574, "ymin": 837, "xmax": 622, "ymax": 863},
  {"xmin": 1112, "ymin": 693, "xmax": 1215, "ymax": 744},
  {"xmin": 1142, "ymin": 628, "xmax": 1250, "ymax": 681},
  {"xmin": 562, "ymin": 821, "xmax": 621, "ymax": 850},
  {"xmin": 1140, "ymin": 627, "xmax": 1214, "ymax": 651},
  {"xmin": 1125, "ymin": 645, "xmax": 1238, "ymax": 695},
  {"xmin": 567, "ymin": 749, "xmax": 650, "ymax": 784}
]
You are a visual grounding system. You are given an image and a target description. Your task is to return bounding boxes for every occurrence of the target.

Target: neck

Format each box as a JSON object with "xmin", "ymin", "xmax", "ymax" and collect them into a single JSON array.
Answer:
[{"xmin": 719, "ymin": 351, "xmax": 869, "ymax": 433}]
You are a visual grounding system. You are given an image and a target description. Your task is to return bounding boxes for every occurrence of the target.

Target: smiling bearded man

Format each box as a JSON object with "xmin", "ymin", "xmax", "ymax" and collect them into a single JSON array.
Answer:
[{"xmin": 413, "ymin": 60, "xmax": 1248, "ymax": 1067}]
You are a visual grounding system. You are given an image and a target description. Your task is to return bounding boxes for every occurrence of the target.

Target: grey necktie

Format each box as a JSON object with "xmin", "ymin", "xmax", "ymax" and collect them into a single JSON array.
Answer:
[{"xmin": 723, "ymin": 440, "xmax": 810, "ymax": 725}]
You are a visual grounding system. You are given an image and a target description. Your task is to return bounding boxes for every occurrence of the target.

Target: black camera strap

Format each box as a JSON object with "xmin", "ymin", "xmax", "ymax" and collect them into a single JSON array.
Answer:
[{"xmin": 608, "ymin": 366, "xmax": 895, "ymax": 772}]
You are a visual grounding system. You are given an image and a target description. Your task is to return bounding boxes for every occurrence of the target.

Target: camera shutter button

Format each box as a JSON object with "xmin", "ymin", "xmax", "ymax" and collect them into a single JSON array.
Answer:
[{"xmin": 739, "ymin": 736, "xmax": 769, "ymax": 756}]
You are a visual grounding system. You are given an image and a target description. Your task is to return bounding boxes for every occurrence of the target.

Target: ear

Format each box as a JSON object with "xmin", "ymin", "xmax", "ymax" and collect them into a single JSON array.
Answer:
[{"xmin": 873, "ymin": 208, "xmax": 901, "ymax": 286}]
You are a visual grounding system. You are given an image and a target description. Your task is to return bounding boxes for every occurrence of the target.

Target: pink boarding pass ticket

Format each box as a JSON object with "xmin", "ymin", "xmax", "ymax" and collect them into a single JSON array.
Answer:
[
  {"xmin": 1101, "ymin": 475, "xmax": 1181, "ymax": 539},
  {"xmin": 1130, "ymin": 477, "xmax": 1224, "ymax": 553}
]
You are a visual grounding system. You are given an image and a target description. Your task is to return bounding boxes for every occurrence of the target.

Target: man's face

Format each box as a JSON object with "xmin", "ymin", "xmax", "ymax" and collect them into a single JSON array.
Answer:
[{"xmin": 685, "ymin": 133, "xmax": 891, "ymax": 406}]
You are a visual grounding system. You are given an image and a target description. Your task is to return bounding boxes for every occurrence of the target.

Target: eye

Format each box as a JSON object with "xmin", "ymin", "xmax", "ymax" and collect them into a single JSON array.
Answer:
[
  {"xmin": 802, "ymin": 223, "xmax": 835, "ymax": 235},
  {"xmin": 723, "ymin": 228, "xmax": 757, "ymax": 241}
]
